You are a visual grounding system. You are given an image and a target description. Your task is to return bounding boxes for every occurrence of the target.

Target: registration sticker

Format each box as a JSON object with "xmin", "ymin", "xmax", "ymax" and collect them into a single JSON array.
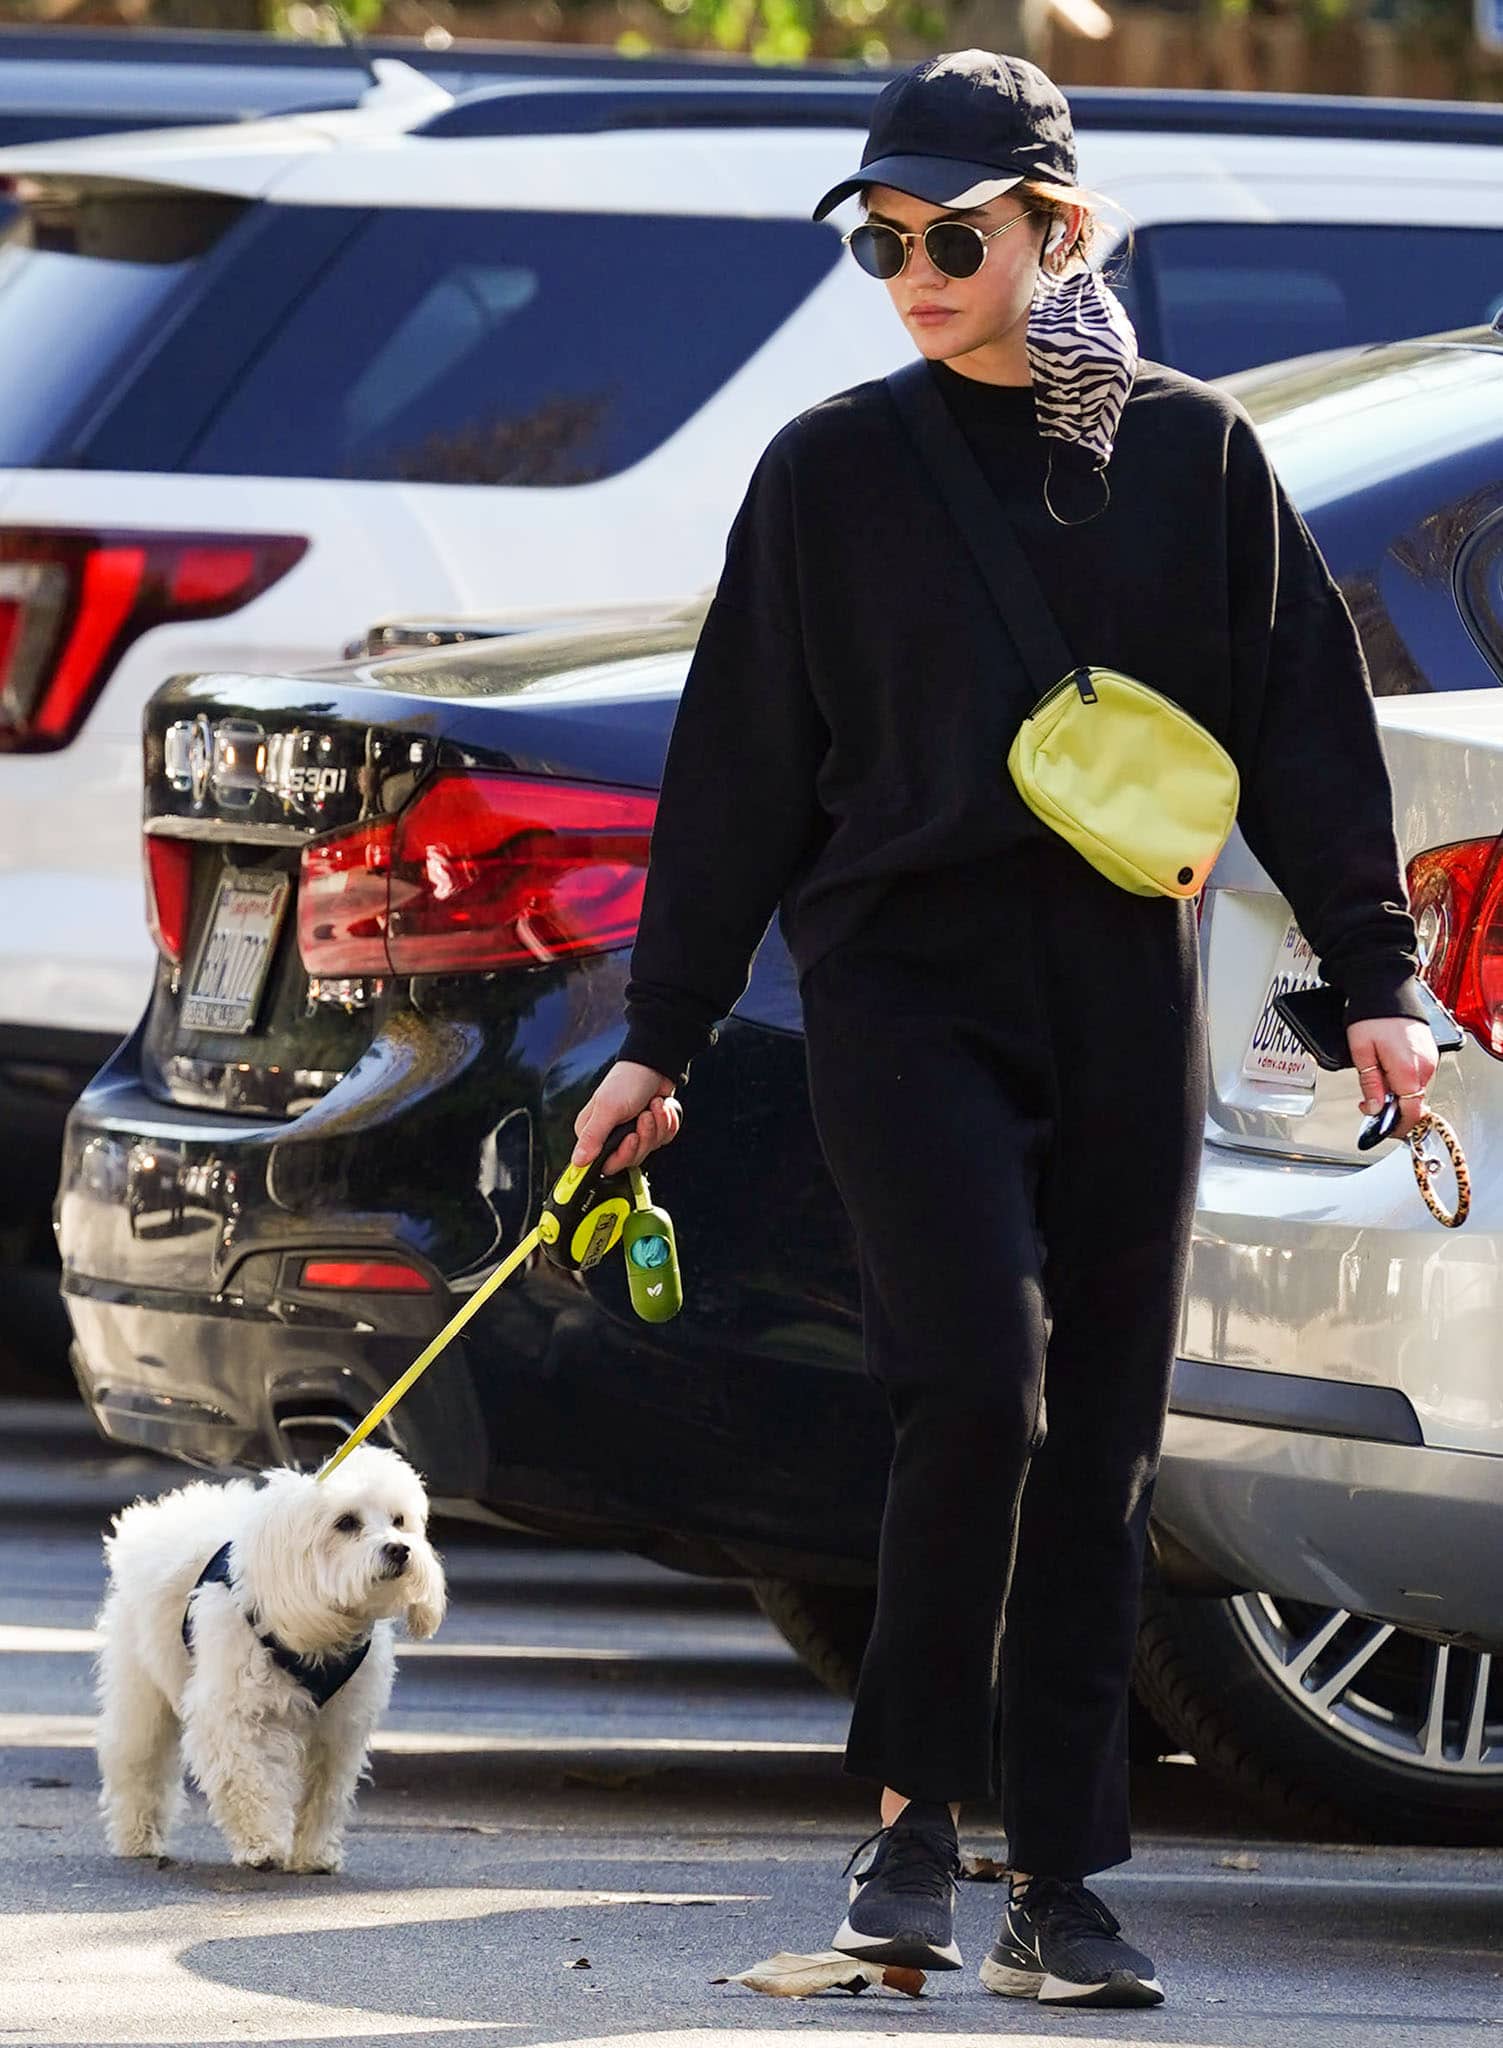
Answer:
[
  {"xmin": 182, "ymin": 870, "xmax": 290, "ymax": 1034},
  {"xmin": 1241, "ymin": 919, "xmax": 1322, "ymax": 1088}
]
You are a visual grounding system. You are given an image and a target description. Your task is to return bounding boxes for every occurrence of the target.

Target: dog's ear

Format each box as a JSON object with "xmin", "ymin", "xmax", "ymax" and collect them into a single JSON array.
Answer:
[{"xmin": 403, "ymin": 1544, "xmax": 447, "ymax": 1641}]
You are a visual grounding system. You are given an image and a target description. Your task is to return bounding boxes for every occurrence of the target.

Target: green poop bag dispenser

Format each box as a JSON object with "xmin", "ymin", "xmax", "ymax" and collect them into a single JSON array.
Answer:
[{"xmin": 538, "ymin": 1116, "xmax": 683, "ymax": 1322}]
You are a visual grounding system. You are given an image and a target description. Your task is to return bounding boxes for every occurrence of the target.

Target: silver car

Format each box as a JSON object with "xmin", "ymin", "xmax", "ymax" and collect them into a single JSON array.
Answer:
[{"xmin": 1142, "ymin": 319, "xmax": 1503, "ymax": 1840}]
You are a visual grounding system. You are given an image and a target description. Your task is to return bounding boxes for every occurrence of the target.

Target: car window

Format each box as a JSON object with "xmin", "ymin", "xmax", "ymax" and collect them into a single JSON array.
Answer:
[
  {"xmin": 1121, "ymin": 223, "xmax": 1503, "ymax": 380},
  {"xmin": 1460, "ymin": 507, "xmax": 1503, "ymax": 683},
  {"xmin": 0, "ymin": 183, "xmax": 246, "ymax": 466},
  {"xmin": 185, "ymin": 207, "xmax": 838, "ymax": 486}
]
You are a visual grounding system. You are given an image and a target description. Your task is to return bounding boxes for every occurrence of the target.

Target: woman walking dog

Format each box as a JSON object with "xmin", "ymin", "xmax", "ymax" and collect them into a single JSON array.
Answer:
[{"xmin": 570, "ymin": 49, "xmax": 1436, "ymax": 2007}]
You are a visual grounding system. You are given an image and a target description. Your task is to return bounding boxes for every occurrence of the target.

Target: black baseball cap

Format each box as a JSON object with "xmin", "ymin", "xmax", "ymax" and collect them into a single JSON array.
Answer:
[{"xmin": 811, "ymin": 49, "xmax": 1077, "ymax": 223}]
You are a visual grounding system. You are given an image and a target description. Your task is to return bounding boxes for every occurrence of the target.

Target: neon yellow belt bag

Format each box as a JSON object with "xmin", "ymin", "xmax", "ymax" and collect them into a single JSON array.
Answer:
[
  {"xmin": 1007, "ymin": 666, "xmax": 1239, "ymax": 900},
  {"xmin": 886, "ymin": 362, "xmax": 1240, "ymax": 902}
]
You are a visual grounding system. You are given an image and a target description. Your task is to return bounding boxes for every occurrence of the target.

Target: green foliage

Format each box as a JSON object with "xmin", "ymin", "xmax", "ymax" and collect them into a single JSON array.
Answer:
[
  {"xmin": 270, "ymin": 0, "xmax": 383, "ymax": 39},
  {"xmin": 635, "ymin": 0, "xmax": 1479, "ymax": 61},
  {"xmin": 628, "ymin": 0, "xmax": 939, "ymax": 64}
]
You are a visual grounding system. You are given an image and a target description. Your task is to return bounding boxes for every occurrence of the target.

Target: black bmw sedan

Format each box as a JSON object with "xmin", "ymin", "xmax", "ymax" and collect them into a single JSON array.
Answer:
[
  {"xmin": 60, "ymin": 593, "xmax": 883, "ymax": 1573},
  {"xmin": 58, "ymin": 321, "xmax": 1503, "ymax": 1837}
]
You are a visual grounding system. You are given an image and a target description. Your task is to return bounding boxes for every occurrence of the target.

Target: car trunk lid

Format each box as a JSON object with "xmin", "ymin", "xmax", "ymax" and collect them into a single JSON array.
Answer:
[
  {"xmin": 139, "ymin": 619, "xmax": 692, "ymax": 1117},
  {"xmin": 1202, "ymin": 693, "xmax": 1503, "ymax": 1163}
]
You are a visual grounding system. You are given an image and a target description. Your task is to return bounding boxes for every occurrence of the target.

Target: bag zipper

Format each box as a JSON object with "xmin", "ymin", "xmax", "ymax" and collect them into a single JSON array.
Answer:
[{"xmin": 1027, "ymin": 666, "xmax": 1097, "ymax": 717}]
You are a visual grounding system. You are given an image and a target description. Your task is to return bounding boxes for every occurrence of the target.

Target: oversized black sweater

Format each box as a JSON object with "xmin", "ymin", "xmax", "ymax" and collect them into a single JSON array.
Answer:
[{"xmin": 619, "ymin": 356, "xmax": 1424, "ymax": 1087}]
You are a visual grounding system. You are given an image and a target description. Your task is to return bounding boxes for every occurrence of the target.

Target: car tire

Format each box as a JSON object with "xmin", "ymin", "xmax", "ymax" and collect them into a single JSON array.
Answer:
[
  {"xmin": 1134, "ymin": 1579, "xmax": 1503, "ymax": 1846},
  {"xmin": 751, "ymin": 1576, "xmax": 873, "ymax": 1698},
  {"xmin": 751, "ymin": 1574, "xmax": 1183, "ymax": 1767}
]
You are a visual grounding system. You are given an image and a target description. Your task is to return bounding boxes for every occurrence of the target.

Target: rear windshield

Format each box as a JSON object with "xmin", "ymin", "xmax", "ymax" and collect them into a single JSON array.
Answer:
[
  {"xmin": 0, "ymin": 182, "xmax": 246, "ymax": 466},
  {"xmin": 1115, "ymin": 222, "xmax": 1503, "ymax": 381},
  {"xmin": 180, "ymin": 206, "xmax": 838, "ymax": 486},
  {"xmin": 1461, "ymin": 508, "xmax": 1503, "ymax": 684},
  {"xmin": 0, "ymin": 195, "xmax": 836, "ymax": 484}
]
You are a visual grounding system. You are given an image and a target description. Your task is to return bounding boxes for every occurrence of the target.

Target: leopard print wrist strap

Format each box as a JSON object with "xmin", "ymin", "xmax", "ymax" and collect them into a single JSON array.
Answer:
[{"xmin": 1408, "ymin": 1112, "xmax": 1470, "ymax": 1228}]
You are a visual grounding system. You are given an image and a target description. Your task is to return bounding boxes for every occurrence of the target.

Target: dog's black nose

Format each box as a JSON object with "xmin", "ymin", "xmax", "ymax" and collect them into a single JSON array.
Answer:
[{"xmin": 381, "ymin": 1542, "xmax": 410, "ymax": 1575}]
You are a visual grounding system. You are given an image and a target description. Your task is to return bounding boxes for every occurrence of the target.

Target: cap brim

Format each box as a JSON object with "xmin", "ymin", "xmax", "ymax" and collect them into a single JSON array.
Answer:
[{"xmin": 811, "ymin": 155, "xmax": 1024, "ymax": 224}]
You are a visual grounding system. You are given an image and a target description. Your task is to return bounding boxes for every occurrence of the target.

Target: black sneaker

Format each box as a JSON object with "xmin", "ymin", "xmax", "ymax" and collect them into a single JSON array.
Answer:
[
  {"xmin": 979, "ymin": 1875, "xmax": 1164, "ymax": 2007},
  {"xmin": 830, "ymin": 1799, "xmax": 963, "ymax": 1972}
]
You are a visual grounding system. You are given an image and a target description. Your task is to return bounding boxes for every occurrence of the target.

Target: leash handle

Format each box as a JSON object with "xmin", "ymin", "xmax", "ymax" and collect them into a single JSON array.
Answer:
[
  {"xmin": 537, "ymin": 1118, "xmax": 644, "ymax": 1273},
  {"xmin": 315, "ymin": 1222, "xmax": 542, "ymax": 1481}
]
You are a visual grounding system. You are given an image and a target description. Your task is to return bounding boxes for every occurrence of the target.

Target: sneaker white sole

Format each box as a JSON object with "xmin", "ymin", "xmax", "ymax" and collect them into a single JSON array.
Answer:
[
  {"xmin": 980, "ymin": 1954, "xmax": 1164, "ymax": 2007},
  {"xmin": 832, "ymin": 1915, "xmax": 963, "ymax": 1972},
  {"xmin": 979, "ymin": 1957, "xmax": 1044, "ymax": 1997}
]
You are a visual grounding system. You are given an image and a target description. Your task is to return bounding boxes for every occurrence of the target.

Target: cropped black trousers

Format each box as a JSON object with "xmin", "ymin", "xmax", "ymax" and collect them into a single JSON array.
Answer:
[{"xmin": 799, "ymin": 835, "xmax": 1206, "ymax": 1879}]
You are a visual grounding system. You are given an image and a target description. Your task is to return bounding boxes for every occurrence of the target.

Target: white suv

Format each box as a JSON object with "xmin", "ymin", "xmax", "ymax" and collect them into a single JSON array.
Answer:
[{"xmin": 3, "ymin": 64, "xmax": 1503, "ymax": 1274}]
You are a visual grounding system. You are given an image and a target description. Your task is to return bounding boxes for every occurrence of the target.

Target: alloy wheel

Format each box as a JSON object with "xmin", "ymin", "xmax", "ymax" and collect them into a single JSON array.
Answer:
[{"xmin": 1230, "ymin": 1591, "xmax": 1503, "ymax": 1775}]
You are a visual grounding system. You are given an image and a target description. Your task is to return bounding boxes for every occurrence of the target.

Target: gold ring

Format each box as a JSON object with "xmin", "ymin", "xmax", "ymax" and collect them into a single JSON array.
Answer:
[{"xmin": 1397, "ymin": 1091, "xmax": 1426, "ymax": 1100}]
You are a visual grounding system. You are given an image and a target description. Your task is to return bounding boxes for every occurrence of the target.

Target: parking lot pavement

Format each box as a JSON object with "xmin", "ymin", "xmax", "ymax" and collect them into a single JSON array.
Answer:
[{"xmin": 1, "ymin": 1399, "xmax": 1498, "ymax": 2046}]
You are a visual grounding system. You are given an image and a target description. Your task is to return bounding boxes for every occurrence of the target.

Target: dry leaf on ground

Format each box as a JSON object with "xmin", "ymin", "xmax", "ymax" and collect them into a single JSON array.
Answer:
[
  {"xmin": 713, "ymin": 1949, "xmax": 927, "ymax": 1999},
  {"xmin": 960, "ymin": 1853, "xmax": 1011, "ymax": 1882},
  {"xmin": 1217, "ymin": 1852, "xmax": 1262, "ymax": 1872}
]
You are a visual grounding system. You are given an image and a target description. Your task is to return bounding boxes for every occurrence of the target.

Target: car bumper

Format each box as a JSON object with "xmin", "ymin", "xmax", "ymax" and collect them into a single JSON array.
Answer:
[
  {"xmin": 65, "ymin": 1281, "xmax": 491, "ymax": 1496},
  {"xmin": 1158, "ymin": 1371, "xmax": 1503, "ymax": 1646}
]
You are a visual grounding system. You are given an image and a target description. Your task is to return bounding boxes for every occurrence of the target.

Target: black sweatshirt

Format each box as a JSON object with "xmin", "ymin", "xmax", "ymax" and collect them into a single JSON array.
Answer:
[{"xmin": 619, "ymin": 356, "xmax": 1424, "ymax": 1087}]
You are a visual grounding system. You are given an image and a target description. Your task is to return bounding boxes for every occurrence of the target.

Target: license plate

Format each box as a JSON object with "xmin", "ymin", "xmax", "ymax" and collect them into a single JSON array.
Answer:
[
  {"xmin": 1241, "ymin": 918, "xmax": 1322, "ymax": 1088},
  {"xmin": 182, "ymin": 870, "xmax": 290, "ymax": 1034}
]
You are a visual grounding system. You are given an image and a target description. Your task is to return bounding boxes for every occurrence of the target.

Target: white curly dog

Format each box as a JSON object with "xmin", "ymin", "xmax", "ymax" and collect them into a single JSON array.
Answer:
[{"xmin": 95, "ymin": 1444, "xmax": 446, "ymax": 1872}]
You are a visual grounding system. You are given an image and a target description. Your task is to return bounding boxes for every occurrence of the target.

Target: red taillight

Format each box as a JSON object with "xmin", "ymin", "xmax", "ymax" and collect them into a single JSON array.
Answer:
[
  {"xmin": 1406, "ymin": 836, "xmax": 1503, "ymax": 1058},
  {"xmin": 143, "ymin": 834, "xmax": 194, "ymax": 964},
  {"xmin": 35, "ymin": 546, "xmax": 147, "ymax": 744},
  {"xmin": 301, "ymin": 1259, "xmax": 431, "ymax": 1293},
  {"xmin": 298, "ymin": 820, "xmax": 395, "ymax": 977},
  {"xmin": 167, "ymin": 546, "xmax": 260, "ymax": 609},
  {"xmin": 389, "ymin": 773, "xmax": 656, "ymax": 973},
  {"xmin": 0, "ymin": 529, "xmax": 307, "ymax": 753},
  {"xmin": 297, "ymin": 772, "xmax": 656, "ymax": 980}
]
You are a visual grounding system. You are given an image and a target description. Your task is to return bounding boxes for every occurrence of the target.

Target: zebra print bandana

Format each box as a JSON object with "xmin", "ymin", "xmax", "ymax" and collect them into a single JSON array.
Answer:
[{"xmin": 1026, "ymin": 263, "xmax": 1139, "ymax": 525}]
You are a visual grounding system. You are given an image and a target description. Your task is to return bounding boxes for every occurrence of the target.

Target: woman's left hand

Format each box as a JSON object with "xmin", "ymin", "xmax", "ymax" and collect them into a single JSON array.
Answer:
[{"xmin": 1347, "ymin": 1016, "xmax": 1440, "ymax": 1140}]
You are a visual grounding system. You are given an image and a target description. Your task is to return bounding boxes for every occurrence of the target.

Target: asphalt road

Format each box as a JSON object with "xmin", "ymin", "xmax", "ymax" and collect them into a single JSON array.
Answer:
[{"xmin": 1, "ymin": 1398, "xmax": 1498, "ymax": 2047}]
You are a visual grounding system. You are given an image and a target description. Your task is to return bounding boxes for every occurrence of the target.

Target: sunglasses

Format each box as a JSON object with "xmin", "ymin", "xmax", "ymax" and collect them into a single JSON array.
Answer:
[{"xmin": 842, "ymin": 210, "xmax": 1038, "ymax": 282}]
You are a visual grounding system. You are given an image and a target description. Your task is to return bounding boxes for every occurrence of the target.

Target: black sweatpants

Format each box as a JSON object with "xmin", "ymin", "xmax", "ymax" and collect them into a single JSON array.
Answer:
[{"xmin": 799, "ymin": 834, "xmax": 1207, "ymax": 1880}]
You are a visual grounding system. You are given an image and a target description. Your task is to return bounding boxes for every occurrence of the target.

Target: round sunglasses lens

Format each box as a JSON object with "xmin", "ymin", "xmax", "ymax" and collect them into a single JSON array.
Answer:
[
  {"xmin": 848, "ymin": 224, "xmax": 904, "ymax": 280},
  {"xmin": 924, "ymin": 223, "xmax": 985, "ymax": 278}
]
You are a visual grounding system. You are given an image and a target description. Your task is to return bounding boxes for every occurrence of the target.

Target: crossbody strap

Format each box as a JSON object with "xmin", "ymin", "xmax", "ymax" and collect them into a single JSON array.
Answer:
[{"xmin": 884, "ymin": 360, "xmax": 1077, "ymax": 697}]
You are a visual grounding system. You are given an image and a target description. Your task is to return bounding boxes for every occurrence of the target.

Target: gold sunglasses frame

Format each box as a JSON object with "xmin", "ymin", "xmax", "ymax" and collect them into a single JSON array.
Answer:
[{"xmin": 841, "ymin": 209, "xmax": 1039, "ymax": 281}]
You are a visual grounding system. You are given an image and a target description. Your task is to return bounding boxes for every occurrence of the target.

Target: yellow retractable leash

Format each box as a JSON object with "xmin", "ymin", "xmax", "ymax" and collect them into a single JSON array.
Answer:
[{"xmin": 316, "ymin": 1119, "xmax": 680, "ymax": 1482}]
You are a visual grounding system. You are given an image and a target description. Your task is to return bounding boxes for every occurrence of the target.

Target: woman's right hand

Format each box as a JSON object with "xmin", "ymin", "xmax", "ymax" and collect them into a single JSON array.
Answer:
[{"xmin": 571, "ymin": 1061, "xmax": 682, "ymax": 1175}]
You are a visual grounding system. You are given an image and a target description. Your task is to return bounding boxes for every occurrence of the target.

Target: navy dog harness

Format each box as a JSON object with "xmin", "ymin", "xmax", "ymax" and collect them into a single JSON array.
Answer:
[{"xmin": 182, "ymin": 1541, "xmax": 371, "ymax": 1709}]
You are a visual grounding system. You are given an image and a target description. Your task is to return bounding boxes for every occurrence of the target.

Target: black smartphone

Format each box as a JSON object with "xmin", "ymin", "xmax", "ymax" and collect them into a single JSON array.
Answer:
[{"xmin": 1271, "ymin": 978, "xmax": 1464, "ymax": 1071}]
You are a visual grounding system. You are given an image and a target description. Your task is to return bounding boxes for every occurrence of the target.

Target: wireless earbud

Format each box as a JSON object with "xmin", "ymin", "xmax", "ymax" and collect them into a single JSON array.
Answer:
[{"xmin": 1045, "ymin": 222, "xmax": 1069, "ymax": 256}]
